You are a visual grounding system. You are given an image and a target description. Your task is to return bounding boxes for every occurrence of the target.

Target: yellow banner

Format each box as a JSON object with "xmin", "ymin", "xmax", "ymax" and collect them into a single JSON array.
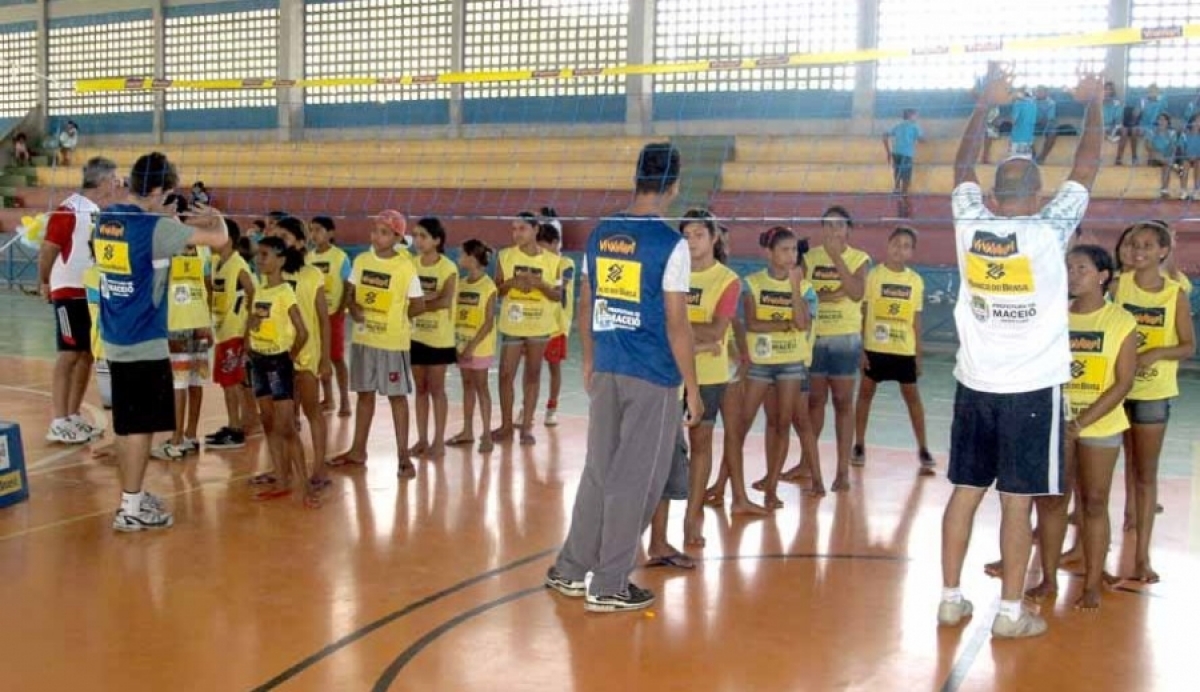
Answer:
[{"xmin": 74, "ymin": 24, "xmax": 1196, "ymax": 93}]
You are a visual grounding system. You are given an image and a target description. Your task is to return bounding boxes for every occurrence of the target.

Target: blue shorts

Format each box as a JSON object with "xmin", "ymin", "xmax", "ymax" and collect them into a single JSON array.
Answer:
[
  {"xmin": 747, "ymin": 361, "xmax": 810, "ymax": 391},
  {"xmin": 810, "ymin": 334, "xmax": 862, "ymax": 378},
  {"xmin": 1125, "ymin": 398, "xmax": 1171, "ymax": 425},
  {"xmin": 891, "ymin": 154, "xmax": 914, "ymax": 183}
]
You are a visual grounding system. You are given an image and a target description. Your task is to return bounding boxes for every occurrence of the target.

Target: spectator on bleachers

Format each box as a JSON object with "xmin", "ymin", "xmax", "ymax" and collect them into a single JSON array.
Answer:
[
  {"xmin": 882, "ymin": 108, "xmax": 924, "ymax": 218},
  {"xmin": 1008, "ymin": 88, "xmax": 1038, "ymax": 159},
  {"xmin": 1033, "ymin": 86, "xmax": 1058, "ymax": 164},
  {"xmin": 1103, "ymin": 81, "xmax": 1125, "ymax": 142},
  {"xmin": 1117, "ymin": 83, "xmax": 1166, "ymax": 166},
  {"xmin": 1181, "ymin": 114, "xmax": 1200, "ymax": 201},
  {"xmin": 1145, "ymin": 113, "xmax": 1181, "ymax": 199},
  {"xmin": 12, "ymin": 132, "xmax": 31, "ymax": 166},
  {"xmin": 1183, "ymin": 87, "xmax": 1200, "ymax": 124},
  {"xmin": 58, "ymin": 121, "xmax": 78, "ymax": 167}
]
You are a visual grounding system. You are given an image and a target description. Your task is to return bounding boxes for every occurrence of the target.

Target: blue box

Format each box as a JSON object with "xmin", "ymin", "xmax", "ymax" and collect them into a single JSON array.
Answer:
[{"xmin": 0, "ymin": 422, "xmax": 30, "ymax": 509}]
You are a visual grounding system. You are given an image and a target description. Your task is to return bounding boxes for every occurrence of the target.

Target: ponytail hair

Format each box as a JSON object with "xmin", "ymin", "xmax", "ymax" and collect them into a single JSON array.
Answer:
[
  {"xmin": 759, "ymin": 225, "xmax": 796, "ymax": 250},
  {"xmin": 715, "ymin": 224, "xmax": 730, "ymax": 264},
  {"xmin": 462, "ymin": 238, "xmax": 494, "ymax": 268}
]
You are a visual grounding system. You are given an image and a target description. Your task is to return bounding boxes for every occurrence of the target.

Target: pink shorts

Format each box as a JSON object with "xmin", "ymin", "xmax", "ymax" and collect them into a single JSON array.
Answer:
[{"xmin": 458, "ymin": 354, "xmax": 494, "ymax": 371}]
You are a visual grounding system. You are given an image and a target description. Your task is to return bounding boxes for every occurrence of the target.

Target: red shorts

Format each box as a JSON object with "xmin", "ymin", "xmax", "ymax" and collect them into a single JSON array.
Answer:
[
  {"xmin": 330, "ymin": 312, "xmax": 346, "ymax": 362},
  {"xmin": 544, "ymin": 334, "xmax": 568, "ymax": 364},
  {"xmin": 213, "ymin": 338, "xmax": 247, "ymax": 388}
]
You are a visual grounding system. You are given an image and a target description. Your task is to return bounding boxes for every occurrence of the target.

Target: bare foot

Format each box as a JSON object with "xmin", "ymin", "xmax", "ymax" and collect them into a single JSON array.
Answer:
[
  {"xmin": 730, "ymin": 499, "xmax": 769, "ymax": 517},
  {"xmin": 806, "ymin": 481, "xmax": 826, "ymax": 498},
  {"xmin": 763, "ymin": 494, "xmax": 784, "ymax": 510},
  {"xmin": 429, "ymin": 443, "xmax": 445, "ymax": 459},
  {"xmin": 1024, "ymin": 581, "xmax": 1058, "ymax": 603},
  {"xmin": 703, "ymin": 484, "xmax": 725, "ymax": 507},
  {"xmin": 750, "ymin": 477, "xmax": 767, "ymax": 492},
  {"xmin": 1073, "ymin": 588, "xmax": 1102, "ymax": 612},
  {"xmin": 490, "ymin": 426, "xmax": 514, "ymax": 442},
  {"xmin": 1132, "ymin": 563, "xmax": 1160, "ymax": 584},
  {"xmin": 397, "ymin": 459, "xmax": 417, "ymax": 480},
  {"xmin": 831, "ymin": 475, "xmax": 851, "ymax": 492},
  {"xmin": 1123, "ymin": 513, "xmax": 1136, "ymax": 532},
  {"xmin": 446, "ymin": 433, "xmax": 474, "ymax": 447},
  {"xmin": 1102, "ymin": 571, "xmax": 1120, "ymax": 587},
  {"xmin": 780, "ymin": 464, "xmax": 810, "ymax": 482},
  {"xmin": 327, "ymin": 452, "xmax": 367, "ymax": 467},
  {"xmin": 984, "ymin": 560, "xmax": 1002, "ymax": 578},
  {"xmin": 337, "ymin": 406, "xmax": 352, "ymax": 418},
  {"xmin": 409, "ymin": 441, "xmax": 429, "ymax": 457},
  {"xmin": 320, "ymin": 400, "xmax": 336, "ymax": 413},
  {"xmin": 684, "ymin": 517, "xmax": 706, "ymax": 548}
]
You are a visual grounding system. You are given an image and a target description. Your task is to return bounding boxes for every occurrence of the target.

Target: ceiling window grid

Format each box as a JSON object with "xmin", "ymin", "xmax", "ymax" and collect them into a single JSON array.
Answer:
[
  {"xmin": 0, "ymin": 28, "xmax": 37, "ymax": 118},
  {"xmin": 165, "ymin": 8, "xmax": 280, "ymax": 110},
  {"xmin": 48, "ymin": 19, "xmax": 154, "ymax": 115}
]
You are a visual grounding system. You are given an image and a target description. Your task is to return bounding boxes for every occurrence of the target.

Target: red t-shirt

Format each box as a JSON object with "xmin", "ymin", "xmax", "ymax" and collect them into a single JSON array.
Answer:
[{"xmin": 46, "ymin": 206, "xmax": 86, "ymax": 301}]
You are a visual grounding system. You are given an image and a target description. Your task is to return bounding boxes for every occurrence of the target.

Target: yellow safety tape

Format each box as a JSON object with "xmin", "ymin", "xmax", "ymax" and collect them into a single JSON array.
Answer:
[{"xmin": 74, "ymin": 24, "xmax": 1196, "ymax": 93}]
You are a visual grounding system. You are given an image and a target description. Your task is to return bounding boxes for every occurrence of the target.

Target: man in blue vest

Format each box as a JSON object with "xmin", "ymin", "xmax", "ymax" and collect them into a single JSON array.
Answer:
[
  {"xmin": 95, "ymin": 152, "xmax": 229, "ymax": 532},
  {"xmin": 544, "ymin": 143, "xmax": 703, "ymax": 613}
]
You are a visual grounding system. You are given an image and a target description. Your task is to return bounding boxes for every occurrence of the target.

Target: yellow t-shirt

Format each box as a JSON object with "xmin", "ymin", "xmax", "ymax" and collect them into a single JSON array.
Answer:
[
  {"xmin": 285, "ymin": 264, "xmax": 326, "ymax": 374},
  {"xmin": 212, "ymin": 253, "xmax": 251, "ymax": 343},
  {"xmin": 350, "ymin": 249, "xmax": 419, "ymax": 352},
  {"xmin": 412, "ymin": 254, "xmax": 458, "ymax": 349},
  {"xmin": 167, "ymin": 246, "xmax": 212, "ymax": 332},
  {"xmin": 1116, "ymin": 273, "xmax": 1184, "ymax": 401},
  {"xmin": 805, "ymin": 245, "xmax": 871, "ymax": 337},
  {"xmin": 554, "ymin": 254, "xmax": 577, "ymax": 338},
  {"xmin": 863, "ymin": 265, "xmax": 924, "ymax": 357},
  {"xmin": 456, "ymin": 274, "xmax": 499, "ymax": 359},
  {"xmin": 744, "ymin": 270, "xmax": 814, "ymax": 366},
  {"xmin": 1067, "ymin": 302, "xmax": 1137, "ymax": 438},
  {"xmin": 497, "ymin": 246, "xmax": 561, "ymax": 338},
  {"xmin": 689, "ymin": 263, "xmax": 739, "ymax": 386},
  {"xmin": 82, "ymin": 266, "xmax": 104, "ymax": 360},
  {"xmin": 309, "ymin": 245, "xmax": 350, "ymax": 313},
  {"xmin": 249, "ymin": 282, "xmax": 299, "ymax": 356}
]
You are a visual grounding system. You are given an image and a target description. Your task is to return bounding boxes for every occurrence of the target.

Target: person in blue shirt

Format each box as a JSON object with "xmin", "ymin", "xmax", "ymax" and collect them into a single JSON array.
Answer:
[
  {"xmin": 544, "ymin": 142, "xmax": 702, "ymax": 614},
  {"xmin": 1183, "ymin": 88, "xmax": 1200, "ymax": 125},
  {"xmin": 1117, "ymin": 83, "xmax": 1166, "ymax": 165},
  {"xmin": 1102, "ymin": 81, "xmax": 1124, "ymax": 142},
  {"xmin": 1145, "ymin": 113, "xmax": 1182, "ymax": 199},
  {"xmin": 882, "ymin": 108, "xmax": 924, "ymax": 218},
  {"xmin": 1181, "ymin": 114, "xmax": 1200, "ymax": 200},
  {"xmin": 96, "ymin": 152, "xmax": 229, "ymax": 532},
  {"xmin": 1033, "ymin": 87, "xmax": 1059, "ymax": 164},
  {"xmin": 1008, "ymin": 89, "xmax": 1038, "ymax": 158}
]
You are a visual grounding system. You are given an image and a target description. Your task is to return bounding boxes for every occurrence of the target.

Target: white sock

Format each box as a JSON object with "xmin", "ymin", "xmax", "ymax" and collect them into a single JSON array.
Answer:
[
  {"xmin": 999, "ymin": 599, "xmax": 1024, "ymax": 620},
  {"xmin": 942, "ymin": 587, "xmax": 963, "ymax": 603},
  {"xmin": 121, "ymin": 491, "xmax": 144, "ymax": 515}
]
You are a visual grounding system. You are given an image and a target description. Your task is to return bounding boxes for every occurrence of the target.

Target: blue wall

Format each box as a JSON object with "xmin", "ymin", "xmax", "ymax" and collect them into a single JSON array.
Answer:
[
  {"xmin": 655, "ymin": 90, "xmax": 853, "ymax": 121},
  {"xmin": 306, "ymin": 101, "xmax": 451, "ymax": 129},
  {"xmin": 463, "ymin": 95, "xmax": 625, "ymax": 125}
]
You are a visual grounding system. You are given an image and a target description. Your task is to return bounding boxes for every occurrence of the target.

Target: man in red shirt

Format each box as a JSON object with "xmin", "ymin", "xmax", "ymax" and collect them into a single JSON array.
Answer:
[{"xmin": 37, "ymin": 157, "xmax": 123, "ymax": 444}]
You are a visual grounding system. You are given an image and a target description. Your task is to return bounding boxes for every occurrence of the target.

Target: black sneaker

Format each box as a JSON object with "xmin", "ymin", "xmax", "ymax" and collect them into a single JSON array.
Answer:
[
  {"xmin": 544, "ymin": 567, "xmax": 585, "ymax": 598},
  {"xmin": 585, "ymin": 582, "xmax": 655, "ymax": 613},
  {"xmin": 204, "ymin": 427, "xmax": 232, "ymax": 445},
  {"xmin": 207, "ymin": 429, "xmax": 246, "ymax": 450},
  {"xmin": 851, "ymin": 443, "xmax": 866, "ymax": 467}
]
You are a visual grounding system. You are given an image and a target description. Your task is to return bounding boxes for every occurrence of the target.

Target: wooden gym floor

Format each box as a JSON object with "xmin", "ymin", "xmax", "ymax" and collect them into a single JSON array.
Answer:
[{"xmin": 0, "ymin": 292, "xmax": 1197, "ymax": 691}]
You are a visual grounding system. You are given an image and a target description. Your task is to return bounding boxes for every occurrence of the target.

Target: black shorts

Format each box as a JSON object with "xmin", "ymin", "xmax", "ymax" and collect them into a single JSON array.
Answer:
[
  {"xmin": 891, "ymin": 154, "xmax": 914, "ymax": 183},
  {"xmin": 250, "ymin": 352, "xmax": 296, "ymax": 401},
  {"xmin": 53, "ymin": 299, "xmax": 91, "ymax": 353},
  {"xmin": 864, "ymin": 350, "xmax": 917, "ymax": 384},
  {"xmin": 686, "ymin": 383, "xmax": 727, "ymax": 426},
  {"xmin": 410, "ymin": 341, "xmax": 458, "ymax": 366},
  {"xmin": 948, "ymin": 384, "xmax": 1065, "ymax": 496},
  {"xmin": 109, "ymin": 359, "xmax": 176, "ymax": 436}
]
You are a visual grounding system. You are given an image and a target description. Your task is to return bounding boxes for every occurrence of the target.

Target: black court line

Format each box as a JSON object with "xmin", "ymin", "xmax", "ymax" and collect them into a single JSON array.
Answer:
[
  {"xmin": 369, "ymin": 552, "xmax": 911, "ymax": 690},
  {"xmin": 250, "ymin": 547, "xmax": 556, "ymax": 691}
]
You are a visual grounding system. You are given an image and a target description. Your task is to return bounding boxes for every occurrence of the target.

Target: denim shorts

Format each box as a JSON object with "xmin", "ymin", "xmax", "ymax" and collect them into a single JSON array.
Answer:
[
  {"xmin": 1079, "ymin": 433, "xmax": 1122, "ymax": 449},
  {"xmin": 810, "ymin": 334, "xmax": 862, "ymax": 378},
  {"xmin": 747, "ymin": 361, "xmax": 810, "ymax": 391},
  {"xmin": 688, "ymin": 383, "xmax": 727, "ymax": 426},
  {"xmin": 1125, "ymin": 398, "xmax": 1171, "ymax": 425},
  {"xmin": 661, "ymin": 428, "xmax": 690, "ymax": 501}
]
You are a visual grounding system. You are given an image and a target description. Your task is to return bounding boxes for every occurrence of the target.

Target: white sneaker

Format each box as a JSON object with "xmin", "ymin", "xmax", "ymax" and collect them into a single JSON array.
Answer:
[
  {"xmin": 46, "ymin": 419, "xmax": 89, "ymax": 445},
  {"xmin": 151, "ymin": 442, "xmax": 185, "ymax": 461},
  {"xmin": 180, "ymin": 437, "xmax": 200, "ymax": 455},
  {"xmin": 991, "ymin": 609, "xmax": 1048, "ymax": 639},
  {"xmin": 937, "ymin": 599, "xmax": 974, "ymax": 626},
  {"xmin": 544, "ymin": 409, "xmax": 558, "ymax": 427},
  {"xmin": 1182, "ymin": 191, "xmax": 1192, "ymax": 201},
  {"xmin": 141, "ymin": 492, "xmax": 167, "ymax": 513},
  {"xmin": 112, "ymin": 505, "xmax": 174, "ymax": 532}
]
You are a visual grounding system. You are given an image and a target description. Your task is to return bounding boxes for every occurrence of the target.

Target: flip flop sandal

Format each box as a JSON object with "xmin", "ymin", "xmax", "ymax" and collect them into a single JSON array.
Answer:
[
  {"xmin": 520, "ymin": 433, "xmax": 536, "ymax": 446},
  {"xmin": 446, "ymin": 436, "xmax": 475, "ymax": 447},
  {"xmin": 645, "ymin": 553, "xmax": 696, "ymax": 570},
  {"xmin": 309, "ymin": 477, "xmax": 333, "ymax": 492},
  {"xmin": 249, "ymin": 473, "xmax": 278, "ymax": 486},
  {"xmin": 253, "ymin": 487, "xmax": 293, "ymax": 501},
  {"xmin": 326, "ymin": 455, "xmax": 365, "ymax": 467}
]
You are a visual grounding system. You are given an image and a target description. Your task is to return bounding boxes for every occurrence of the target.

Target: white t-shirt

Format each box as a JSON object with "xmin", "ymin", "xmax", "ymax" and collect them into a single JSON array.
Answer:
[
  {"xmin": 581, "ymin": 239, "xmax": 691, "ymax": 293},
  {"xmin": 951, "ymin": 180, "xmax": 1088, "ymax": 393}
]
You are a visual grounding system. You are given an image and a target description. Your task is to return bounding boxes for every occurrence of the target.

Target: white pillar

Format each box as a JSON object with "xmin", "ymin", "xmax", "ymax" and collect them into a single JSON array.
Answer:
[
  {"xmin": 851, "ymin": 0, "xmax": 880, "ymax": 135},
  {"xmin": 35, "ymin": 0, "xmax": 50, "ymax": 131},
  {"xmin": 152, "ymin": 0, "xmax": 164, "ymax": 144},
  {"xmin": 625, "ymin": 0, "xmax": 655, "ymax": 135},
  {"xmin": 277, "ymin": 0, "xmax": 304, "ymax": 142},
  {"xmin": 1108, "ymin": 0, "xmax": 1131, "ymax": 94},
  {"xmin": 449, "ymin": 0, "xmax": 465, "ymax": 133}
]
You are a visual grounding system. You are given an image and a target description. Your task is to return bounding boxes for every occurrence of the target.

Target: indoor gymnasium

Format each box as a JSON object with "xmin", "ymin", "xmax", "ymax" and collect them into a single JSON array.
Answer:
[{"xmin": 0, "ymin": 1, "xmax": 1198, "ymax": 690}]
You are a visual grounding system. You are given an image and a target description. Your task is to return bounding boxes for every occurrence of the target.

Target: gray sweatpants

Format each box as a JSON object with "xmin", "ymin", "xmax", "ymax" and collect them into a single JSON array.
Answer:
[{"xmin": 554, "ymin": 372, "xmax": 682, "ymax": 597}]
